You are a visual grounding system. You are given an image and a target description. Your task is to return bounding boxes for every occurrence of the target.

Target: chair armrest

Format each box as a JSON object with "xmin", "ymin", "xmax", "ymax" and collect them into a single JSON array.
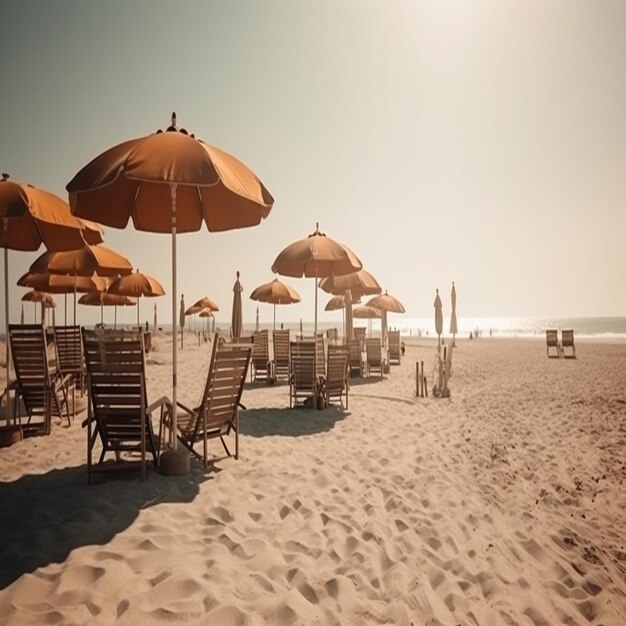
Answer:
[
  {"xmin": 175, "ymin": 400, "xmax": 197, "ymax": 415},
  {"xmin": 147, "ymin": 395, "xmax": 172, "ymax": 415}
]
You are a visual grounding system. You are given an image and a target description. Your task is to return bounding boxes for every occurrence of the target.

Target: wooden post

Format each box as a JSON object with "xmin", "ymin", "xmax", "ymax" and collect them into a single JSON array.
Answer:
[{"xmin": 416, "ymin": 361, "xmax": 419, "ymax": 397}]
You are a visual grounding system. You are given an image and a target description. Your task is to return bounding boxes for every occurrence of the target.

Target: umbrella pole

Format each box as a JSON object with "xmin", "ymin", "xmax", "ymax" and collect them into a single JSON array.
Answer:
[
  {"xmin": 73, "ymin": 277, "xmax": 77, "ymax": 327},
  {"xmin": 114, "ymin": 305, "xmax": 117, "ymax": 330},
  {"xmin": 137, "ymin": 299, "xmax": 140, "ymax": 330},
  {"xmin": 273, "ymin": 303, "xmax": 276, "ymax": 331},
  {"xmin": 313, "ymin": 266, "xmax": 318, "ymax": 404},
  {"xmin": 64, "ymin": 293, "xmax": 67, "ymax": 326},
  {"xmin": 170, "ymin": 184, "xmax": 178, "ymax": 450},
  {"xmin": 3, "ymin": 240, "xmax": 12, "ymax": 423},
  {"xmin": 100, "ymin": 302, "xmax": 103, "ymax": 325}
]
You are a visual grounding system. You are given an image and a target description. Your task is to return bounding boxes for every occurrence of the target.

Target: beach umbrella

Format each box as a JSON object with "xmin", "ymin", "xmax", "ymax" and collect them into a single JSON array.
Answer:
[
  {"xmin": 191, "ymin": 296, "xmax": 220, "ymax": 312},
  {"xmin": 79, "ymin": 291, "xmax": 136, "ymax": 327},
  {"xmin": 199, "ymin": 307, "xmax": 214, "ymax": 336},
  {"xmin": 366, "ymin": 290, "xmax": 406, "ymax": 345},
  {"xmin": 108, "ymin": 269, "xmax": 165, "ymax": 329},
  {"xmin": 17, "ymin": 271, "xmax": 109, "ymax": 324},
  {"xmin": 21, "ymin": 290, "xmax": 55, "ymax": 322},
  {"xmin": 272, "ymin": 224, "xmax": 362, "ymax": 383},
  {"xmin": 250, "ymin": 277, "xmax": 301, "ymax": 330},
  {"xmin": 1, "ymin": 174, "xmax": 102, "ymax": 410},
  {"xmin": 324, "ymin": 295, "xmax": 347, "ymax": 312},
  {"xmin": 231, "ymin": 271, "xmax": 243, "ymax": 339},
  {"xmin": 319, "ymin": 269, "xmax": 381, "ymax": 300},
  {"xmin": 434, "ymin": 288, "xmax": 443, "ymax": 354},
  {"xmin": 450, "ymin": 281, "xmax": 458, "ymax": 348},
  {"xmin": 353, "ymin": 305, "xmax": 382, "ymax": 319},
  {"xmin": 29, "ymin": 244, "xmax": 133, "ymax": 326},
  {"xmin": 67, "ymin": 113, "xmax": 273, "ymax": 462}
]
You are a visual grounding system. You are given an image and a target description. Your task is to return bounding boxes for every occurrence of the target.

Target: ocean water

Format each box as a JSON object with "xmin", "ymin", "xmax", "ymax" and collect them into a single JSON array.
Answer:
[{"xmin": 159, "ymin": 316, "xmax": 626, "ymax": 341}]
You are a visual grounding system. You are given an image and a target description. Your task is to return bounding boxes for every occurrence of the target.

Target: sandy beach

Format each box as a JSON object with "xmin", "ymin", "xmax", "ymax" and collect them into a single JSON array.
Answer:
[{"xmin": 1, "ymin": 333, "xmax": 625, "ymax": 625}]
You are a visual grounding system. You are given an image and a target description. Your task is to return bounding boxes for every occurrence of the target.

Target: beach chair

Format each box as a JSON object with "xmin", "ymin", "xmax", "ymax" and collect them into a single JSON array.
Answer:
[
  {"xmin": 365, "ymin": 338, "xmax": 384, "ymax": 379},
  {"xmin": 326, "ymin": 328, "xmax": 339, "ymax": 344},
  {"xmin": 251, "ymin": 330, "xmax": 272, "ymax": 382},
  {"xmin": 561, "ymin": 329, "xmax": 576, "ymax": 359},
  {"xmin": 9, "ymin": 324, "xmax": 75, "ymax": 436},
  {"xmin": 354, "ymin": 327, "xmax": 366, "ymax": 349},
  {"xmin": 348, "ymin": 338, "xmax": 364, "ymax": 377},
  {"xmin": 273, "ymin": 329, "xmax": 291, "ymax": 382},
  {"xmin": 164, "ymin": 338, "xmax": 251, "ymax": 468},
  {"xmin": 289, "ymin": 340, "xmax": 320, "ymax": 408},
  {"xmin": 82, "ymin": 328, "xmax": 169, "ymax": 483},
  {"xmin": 388, "ymin": 330, "xmax": 401, "ymax": 365},
  {"xmin": 546, "ymin": 329, "xmax": 561, "ymax": 358},
  {"xmin": 53, "ymin": 325, "xmax": 85, "ymax": 394},
  {"xmin": 326, "ymin": 345, "xmax": 349, "ymax": 409}
]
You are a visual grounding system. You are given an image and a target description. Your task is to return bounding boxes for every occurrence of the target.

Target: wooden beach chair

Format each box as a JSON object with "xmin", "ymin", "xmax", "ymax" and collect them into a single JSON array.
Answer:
[
  {"xmin": 289, "ymin": 340, "xmax": 319, "ymax": 408},
  {"xmin": 326, "ymin": 345, "xmax": 349, "ymax": 409},
  {"xmin": 365, "ymin": 338, "xmax": 384, "ymax": 379},
  {"xmin": 9, "ymin": 323, "xmax": 75, "ymax": 436},
  {"xmin": 251, "ymin": 330, "xmax": 272, "ymax": 382},
  {"xmin": 348, "ymin": 338, "xmax": 364, "ymax": 377},
  {"xmin": 82, "ymin": 328, "xmax": 169, "ymax": 482},
  {"xmin": 388, "ymin": 330, "xmax": 401, "ymax": 365},
  {"xmin": 273, "ymin": 329, "xmax": 291, "ymax": 382},
  {"xmin": 53, "ymin": 325, "xmax": 85, "ymax": 394},
  {"xmin": 561, "ymin": 329, "xmax": 576, "ymax": 359},
  {"xmin": 164, "ymin": 339, "xmax": 251, "ymax": 468},
  {"xmin": 545, "ymin": 329, "xmax": 561, "ymax": 358},
  {"xmin": 354, "ymin": 327, "xmax": 366, "ymax": 349}
]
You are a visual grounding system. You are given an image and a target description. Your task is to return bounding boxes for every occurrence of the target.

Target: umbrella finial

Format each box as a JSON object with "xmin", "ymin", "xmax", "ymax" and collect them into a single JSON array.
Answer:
[
  {"xmin": 171, "ymin": 112, "xmax": 177, "ymax": 127},
  {"xmin": 1, "ymin": 173, "xmax": 9, "ymax": 181},
  {"xmin": 236, "ymin": 270, "xmax": 240, "ymax": 279}
]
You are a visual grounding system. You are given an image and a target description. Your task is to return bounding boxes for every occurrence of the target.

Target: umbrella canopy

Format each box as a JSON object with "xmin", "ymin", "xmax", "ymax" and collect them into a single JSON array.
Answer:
[
  {"xmin": 185, "ymin": 305, "xmax": 202, "ymax": 316},
  {"xmin": 366, "ymin": 290, "xmax": 406, "ymax": 344},
  {"xmin": 319, "ymin": 269, "xmax": 382, "ymax": 300},
  {"xmin": 30, "ymin": 244, "xmax": 133, "ymax": 278},
  {"xmin": 108, "ymin": 269, "xmax": 165, "ymax": 328},
  {"xmin": 434, "ymin": 288, "xmax": 443, "ymax": 353},
  {"xmin": 198, "ymin": 307, "xmax": 214, "ymax": 318},
  {"xmin": 67, "ymin": 113, "xmax": 273, "ymax": 461},
  {"xmin": 272, "ymin": 224, "xmax": 362, "ymax": 385},
  {"xmin": 250, "ymin": 277, "xmax": 301, "ymax": 330},
  {"xmin": 231, "ymin": 271, "xmax": 243, "ymax": 339},
  {"xmin": 450, "ymin": 281, "xmax": 458, "ymax": 347},
  {"xmin": 79, "ymin": 291, "xmax": 136, "ymax": 327},
  {"xmin": 1, "ymin": 174, "xmax": 102, "ymax": 404},
  {"xmin": 191, "ymin": 296, "xmax": 220, "ymax": 312},
  {"xmin": 324, "ymin": 295, "xmax": 348, "ymax": 312},
  {"xmin": 353, "ymin": 305, "xmax": 382, "ymax": 319},
  {"xmin": 21, "ymin": 290, "xmax": 55, "ymax": 306}
]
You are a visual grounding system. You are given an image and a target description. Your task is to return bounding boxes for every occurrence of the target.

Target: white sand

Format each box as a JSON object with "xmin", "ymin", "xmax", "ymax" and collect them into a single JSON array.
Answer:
[{"xmin": 1, "ymin": 333, "xmax": 625, "ymax": 625}]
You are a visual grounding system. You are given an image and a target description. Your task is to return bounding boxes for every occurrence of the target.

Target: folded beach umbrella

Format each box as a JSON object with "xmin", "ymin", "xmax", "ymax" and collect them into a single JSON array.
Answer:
[
  {"xmin": 250, "ymin": 277, "xmax": 301, "ymax": 330},
  {"xmin": 366, "ymin": 290, "xmax": 406, "ymax": 345},
  {"xmin": 272, "ymin": 224, "xmax": 362, "ymax": 383},
  {"xmin": 434, "ymin": 288, "xmax": 443, "ymax": 354},
  {"xmin": 231, "ymin": 271, "xmax": 243, "ymax": 339},
  {"xmin": 1, "ymin": 174, "xmax": 102, "ymax": 406},
  {"xmin": 67, "ymin": 113, "xmax": 273, "ymax": 464},
  {"xmin": 450, "ymin": 281, "xmax": 458, "ymax": 348},
  {"xmin": 108, "ymin": 269, "xmax": 165, "ymax": 329}
]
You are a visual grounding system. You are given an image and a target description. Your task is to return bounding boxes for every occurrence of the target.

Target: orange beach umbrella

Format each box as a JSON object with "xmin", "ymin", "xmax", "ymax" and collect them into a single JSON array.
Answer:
[
  {"xmin": 108, "ymin": 269, "xmax": 165, "ymax": 329},
  {"xmin": 250, "ymin": 277, "xmax": 301, "ymax": 330},
  {"xmin": 67, "ymin": 113, "xmax": 273, "ymax": 458}
]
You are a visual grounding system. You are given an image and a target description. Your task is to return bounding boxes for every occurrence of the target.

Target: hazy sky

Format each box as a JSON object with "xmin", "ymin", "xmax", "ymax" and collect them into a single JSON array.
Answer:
[{"xmin": 2, "ymin": 0, "xmax": 625, "ymax": 329}]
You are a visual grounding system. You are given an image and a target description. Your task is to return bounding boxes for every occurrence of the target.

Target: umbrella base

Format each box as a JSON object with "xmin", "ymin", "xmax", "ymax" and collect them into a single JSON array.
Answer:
[{"xmin": 160, "ymin": 447, "xmax": 191, "ymax": 476}]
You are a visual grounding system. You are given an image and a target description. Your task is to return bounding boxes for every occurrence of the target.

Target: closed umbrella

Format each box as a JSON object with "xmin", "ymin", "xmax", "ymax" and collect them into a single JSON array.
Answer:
[
  {"xmin": 272, "ymin": 224, "xmax": 362, "ymax": 386},
  {"xmin": 231, "ymin": 271, "xmax": 243, "ymax": 339},
  {"xmin": 108, "ymin": 269, "xmax": 165, "ymax": 330},
  {"xmin": 67, "ymin": 113, "xmax": 273, "ymax": 467},
  {"xmin": 250, "ymin": 277, "xmax": 301, "ymax": 330},
  {"xmin": 1, "ymin": 174, "xmax": 101, "ymax": 410},
  {"xmin": 434, "ymin": 288, "xmax": 443, "ymax": 354},
  {"xmin": 450, "ymin": 281, "xmax": 458, "ymax": 348}
]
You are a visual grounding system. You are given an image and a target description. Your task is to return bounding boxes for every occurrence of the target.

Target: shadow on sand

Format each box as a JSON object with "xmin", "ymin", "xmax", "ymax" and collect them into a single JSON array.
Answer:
[
  {"xmin": 240, "ymin": 406, "xmax": 346, "ymax": 438},
  {"xmin": 0, "ymin": 462, "xmax": 212, "ymax": 590}
]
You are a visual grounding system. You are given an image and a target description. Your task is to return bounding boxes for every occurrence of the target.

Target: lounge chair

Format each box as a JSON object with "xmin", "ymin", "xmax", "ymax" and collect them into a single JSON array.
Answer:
[
  {"xmin": 388, "ymin": 330, "xmax": 401, "ymax": 365},
  {"xmin": 365, "ymin": 338, "xmax": 384, "ymax": 379},
  {"xmin": 289, "ymin": 340, "xmax": 319, "ymax": 408},
  {"xmin": 9, "ymin": 323, "xmax": 75, "ymax": 436},
  {"xmin": 251, "ymin": 330, "xmax": 272, "ymax": 382},
  {"xmin": 348, "ymin": 338, "xmax": 364, "ymax": 377},
  {"xmin": 82, "ymin": 328, "xmax": 169, "ymax": 482},
  {"xmin": 561, "ymin": 329, "xmax": 576, "ymax": 359},
  {"xmin": 326, "ymin": 345, "xmax": 349, "ymax": 409},
  {"xmin": 546, "ymin": 329, "xmax": 561, "ymax": 358},
  {"xmin": 53, "ymin": 325, "xmax": 85, "ymax": 394},
  {"xmin": 273, "ymin": 329, "xmax": 291, "ymax": 382},
  {"xmin": 354, "ymin": 327, "xmax": 366, "ymax": 349},
  {"xmin": 165, "ymin": 338, "xmax": 251, "ymax": 468}
]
